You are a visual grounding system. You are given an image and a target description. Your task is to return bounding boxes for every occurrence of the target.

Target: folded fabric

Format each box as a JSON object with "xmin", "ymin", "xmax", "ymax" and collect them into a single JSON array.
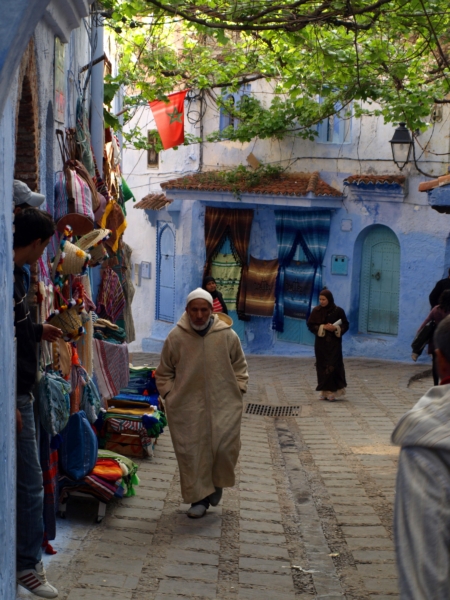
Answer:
[
  {"xmin": 94, "ymin": 319, "xmax": 127, "ymax": 343},
  {"xmin": 98, "ymin": 449, "xmax": 140, "ymax": 496},
  {"xmin": 91, "ymin": 458, "xmax": 123, "ymax": 482},
  {"xmin": 114, "ymin": 393, "xmax": 159, "ymax": 407},
  {"xmin": 59, "ymin": 473, "xmax": 121, "ymax": 504}
]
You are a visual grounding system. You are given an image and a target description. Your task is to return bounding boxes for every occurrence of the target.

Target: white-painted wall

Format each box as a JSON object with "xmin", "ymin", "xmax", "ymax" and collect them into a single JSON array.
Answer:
[{"xmin": 123, "ymin": 83, "xmax": 450, "ymax": 352}]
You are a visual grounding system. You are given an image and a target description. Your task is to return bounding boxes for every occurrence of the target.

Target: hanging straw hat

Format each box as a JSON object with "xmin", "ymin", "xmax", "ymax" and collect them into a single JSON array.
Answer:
[
  {"xmin": 75, "ymin": 228, "xmax": 111, "ymax": 266},
  {"xmin": 47, "ymin": 298, "xmax": 86, "ymax": 342},
  {"xmin": 52, "ymin": 225, "xmax": 90, "ymax": 286}
]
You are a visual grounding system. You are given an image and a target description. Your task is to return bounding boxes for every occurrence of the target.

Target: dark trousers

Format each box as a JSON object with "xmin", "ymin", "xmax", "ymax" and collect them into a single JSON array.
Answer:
[
  {"xmin": 432, "ymin": 352, "xmax": 439, "ymax": 386},
  {"xmin": 192, "ymin": 497, "xmax": 210, "ymax": 509},
  {"xmin": 16, "ymin": 394, "xmax": 44, "ymax": 570}
]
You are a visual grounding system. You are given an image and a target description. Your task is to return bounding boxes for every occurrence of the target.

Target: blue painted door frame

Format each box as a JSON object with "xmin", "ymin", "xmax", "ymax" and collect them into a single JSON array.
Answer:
[
  {"xmin": 359, "ymin": 226, "xmax": 400, "ymax": 335},
  {"xmin": 156, "ymin": 223, "xmax": 176, "ymax": 323}
]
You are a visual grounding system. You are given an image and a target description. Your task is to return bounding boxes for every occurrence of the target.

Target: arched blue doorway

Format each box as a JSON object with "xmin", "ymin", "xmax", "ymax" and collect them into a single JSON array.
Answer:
[
  {"xmin": 156, "ymin": 223, "xmax": 175, "ymax": 323},
  {"xmin": 359, "ymin": 225, "xmax": 400, "ymax": 335}
]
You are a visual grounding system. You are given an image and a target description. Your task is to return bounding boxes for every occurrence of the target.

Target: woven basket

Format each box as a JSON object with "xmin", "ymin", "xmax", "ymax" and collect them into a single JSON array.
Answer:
[
  {"xmin": 76, "ymin": 229, "xmax": 110, "ymax": 267},
  {"xmin": 52, "ymin": 239, "xmax": 90, "ymax": 283},
  {"xmin": 47, "ymin": 305, "xmax": 85, "ymax": 342}
]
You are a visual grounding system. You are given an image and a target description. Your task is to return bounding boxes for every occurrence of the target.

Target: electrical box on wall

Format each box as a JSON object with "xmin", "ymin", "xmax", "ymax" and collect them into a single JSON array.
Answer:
[
  {"xmin": 141, "ymin": 262, "xmax": 151, "ymax": 279},
  {"xmin": 134, "ymin": 263, "xmax": 141, "ymax": 286},
  {"xmin": 331, "ymin": 255, "xmax": 348, "ymax": 275}
]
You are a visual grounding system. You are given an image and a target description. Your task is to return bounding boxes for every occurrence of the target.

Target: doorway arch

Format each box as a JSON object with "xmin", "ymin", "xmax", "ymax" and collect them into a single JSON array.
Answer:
[
  {"xmin": 156, "ymin": 222, "xmax": 176, "ymax": 323},
  {"xmin": 359, "ymin": 225, "xmax": 400, "ymax": 335}
]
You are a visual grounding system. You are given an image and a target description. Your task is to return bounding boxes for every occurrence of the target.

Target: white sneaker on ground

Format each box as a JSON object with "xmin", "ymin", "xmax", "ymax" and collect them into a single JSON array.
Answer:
[
  {"xmin": 187, "ymin": 503, "xmax": 208, "ymax": 518},
  {"xmin": 17, "ymin": 561, "xmax": 58, "ymax": 598}
]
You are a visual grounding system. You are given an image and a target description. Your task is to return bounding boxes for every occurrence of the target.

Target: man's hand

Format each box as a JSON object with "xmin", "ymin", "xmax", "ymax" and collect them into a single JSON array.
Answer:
[
  {"xmin": 323, "ymin": 323, "xmax": 337, "ymax": 332},
  {"xmin": 16, "ymin": 409, "xmax": 23, "ymax": 434},
  {"xmin": 42, "ymin": 324, "xmax": 63, "ymax": 342}
]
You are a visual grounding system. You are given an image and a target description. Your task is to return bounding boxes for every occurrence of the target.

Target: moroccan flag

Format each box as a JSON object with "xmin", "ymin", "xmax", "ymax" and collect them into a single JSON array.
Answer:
[{"xmin": 149, "ymin": 90, "xmax": 189, "ymax": 150}]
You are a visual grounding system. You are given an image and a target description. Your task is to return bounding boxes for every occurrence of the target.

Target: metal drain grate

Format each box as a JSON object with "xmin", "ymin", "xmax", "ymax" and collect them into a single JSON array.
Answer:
[{"xmin": 245, "ymin": 404, "xmax": 300, "ymax": 417}]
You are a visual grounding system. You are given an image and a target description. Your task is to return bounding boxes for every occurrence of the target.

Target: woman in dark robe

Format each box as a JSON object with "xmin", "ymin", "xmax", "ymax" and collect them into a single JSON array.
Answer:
[
  {"xmin": 203, "ymin": 276, "xmax": 228, "ymax": 314},
  {"xmin": 307, "ymin": 289, "xmax": 349, "ymax": 401}
]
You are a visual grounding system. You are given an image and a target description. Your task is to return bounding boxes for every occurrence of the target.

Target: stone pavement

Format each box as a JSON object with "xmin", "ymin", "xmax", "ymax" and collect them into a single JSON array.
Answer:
[{"xmin": 17, "ymin": 355, "xmax": 432, "ymax": 600}]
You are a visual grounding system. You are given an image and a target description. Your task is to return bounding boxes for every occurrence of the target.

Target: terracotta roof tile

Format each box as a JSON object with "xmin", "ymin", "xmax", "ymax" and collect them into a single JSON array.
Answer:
[
  {"xmin": 161, "ymin": 171, "xmax": 342, "ymax": 197},
  {"xmin": 134, "ymin": 193, "xmax": 172, "ymax": 210},
  {"xmin": 344, "ymin": 174, "xmax": 406, "ymax": 186}
]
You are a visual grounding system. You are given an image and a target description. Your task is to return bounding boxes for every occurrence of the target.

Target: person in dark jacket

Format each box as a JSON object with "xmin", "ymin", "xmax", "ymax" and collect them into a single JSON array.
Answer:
[
  {"xmin": 14, "ymin": 208, "xmax": 62, "ymax": 598},
  {"xmin": 413, "ymin": 290, "xmax": 450, "ymax": 385},
  {"xmin": 429, "ymin": 269, "xmax": 450, "ymax": 307},
  {"xmin": 203, "ymin": 276, "xmax": 228, "ymax": 314},
  {"xmin": 307, "ymin": 289, "xmax": 349, "ymax": 402}
]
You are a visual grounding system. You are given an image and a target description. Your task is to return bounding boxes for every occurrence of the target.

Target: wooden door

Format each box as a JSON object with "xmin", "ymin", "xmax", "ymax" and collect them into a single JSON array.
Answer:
[{"xmin": 359, "ymin": 226, "xmax": 400, "ymax": 335}]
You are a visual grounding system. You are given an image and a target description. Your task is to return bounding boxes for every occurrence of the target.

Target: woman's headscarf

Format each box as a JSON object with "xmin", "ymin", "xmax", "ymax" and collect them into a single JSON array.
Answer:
[
  {"xmin": 318, "ymin": 289, "xmax": 335, "ymax": 307},
  {"xmin": 202, "ymin": 276, "xmax": 218, "ymax": 299},
  {"xmin": 308, "ymin": 289, "xmax": 337, "ymax": 325}
]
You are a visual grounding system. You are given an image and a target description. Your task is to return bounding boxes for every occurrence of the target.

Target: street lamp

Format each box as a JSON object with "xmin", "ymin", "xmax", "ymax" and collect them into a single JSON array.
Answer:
[{"xmin": 389, "ymin": 123, "xmax": 414, "ymax": 171}]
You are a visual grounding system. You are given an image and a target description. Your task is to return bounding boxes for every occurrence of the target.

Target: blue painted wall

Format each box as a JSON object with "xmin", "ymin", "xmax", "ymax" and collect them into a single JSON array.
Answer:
[
  {"xmin": 0, "ymin": 96, "xmax": 18, "ymax": 600},
  {"xmin": 143, "ymin": 190, "xmax": 447, "ymax": 364}
]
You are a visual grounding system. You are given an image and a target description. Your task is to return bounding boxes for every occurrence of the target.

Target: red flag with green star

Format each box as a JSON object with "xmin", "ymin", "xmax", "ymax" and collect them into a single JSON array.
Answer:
[{"xmin": 149, "ymin": 90, "xmax": 189, "ymax": 150}]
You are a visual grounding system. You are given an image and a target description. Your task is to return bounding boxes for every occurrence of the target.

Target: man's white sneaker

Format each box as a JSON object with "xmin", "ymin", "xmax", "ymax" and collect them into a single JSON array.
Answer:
[{"xmin": 17, "ymin": 561, "xmax": 58, "ymax": 598}]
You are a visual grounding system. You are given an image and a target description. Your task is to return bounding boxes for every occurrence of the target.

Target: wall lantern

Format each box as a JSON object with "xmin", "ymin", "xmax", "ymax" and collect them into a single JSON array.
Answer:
[{"xmin": 389, "ymin": 122, "xmax": 414, "ymax": 171}]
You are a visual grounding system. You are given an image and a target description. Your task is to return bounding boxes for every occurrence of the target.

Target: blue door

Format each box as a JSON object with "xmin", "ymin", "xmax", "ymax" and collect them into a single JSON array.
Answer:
[
  {"xmin": 157, "ymin": 224, "xmax": 175, "ymax": 322},
  {"xmin": 359, "ymin": 226, "xmax": 400, "ymax": 335}
]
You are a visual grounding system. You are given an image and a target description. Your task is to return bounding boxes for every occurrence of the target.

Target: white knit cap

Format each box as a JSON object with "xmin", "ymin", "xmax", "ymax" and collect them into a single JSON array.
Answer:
[{"xmin": 186, "ymin": 287, "xmax": 213, "ymax": 307}]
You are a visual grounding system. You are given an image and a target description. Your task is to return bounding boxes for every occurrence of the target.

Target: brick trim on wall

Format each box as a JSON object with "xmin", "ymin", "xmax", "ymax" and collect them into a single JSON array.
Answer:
[{"xmin": 14, "ymin": 39, "xmax": 40, "ymax": 191}]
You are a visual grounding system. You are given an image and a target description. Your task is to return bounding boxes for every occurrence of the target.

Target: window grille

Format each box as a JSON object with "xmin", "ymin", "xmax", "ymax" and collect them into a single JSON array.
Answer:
[
  {"xmin": 147, "ymin": 132, "xmax": 159, "ymax": 168},
  {"xmin": 317, "ymin": 101, "xmax": 352, "ymax": 144},
  {"xmin": 219, "ymin": 85, "xmax": 251, "ymax": 133}
]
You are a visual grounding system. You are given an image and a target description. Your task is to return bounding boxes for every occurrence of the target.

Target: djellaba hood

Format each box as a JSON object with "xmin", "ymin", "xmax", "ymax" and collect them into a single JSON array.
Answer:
[{"xmin": 392, "ymin": 384, "xmax": 450, "ymax": 452}]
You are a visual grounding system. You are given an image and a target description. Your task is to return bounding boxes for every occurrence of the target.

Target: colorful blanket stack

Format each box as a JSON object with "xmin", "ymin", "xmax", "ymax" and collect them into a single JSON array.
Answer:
[
  {"xmin": 99, "ymin": 364, "xmax": 167, "ymax": 458},
  {"xmin": 59, "ymin": 449, "xmax": 139, "ymax": 505},
  {"xmin": 119, "ymin": 365, "xmax": 159, "ymax": 405}
]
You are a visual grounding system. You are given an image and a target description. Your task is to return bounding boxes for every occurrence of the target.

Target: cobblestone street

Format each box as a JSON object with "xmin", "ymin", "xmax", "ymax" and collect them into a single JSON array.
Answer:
[{"xmin": 18, "ymin": 355, "xmax": 432, "ymax": 600}]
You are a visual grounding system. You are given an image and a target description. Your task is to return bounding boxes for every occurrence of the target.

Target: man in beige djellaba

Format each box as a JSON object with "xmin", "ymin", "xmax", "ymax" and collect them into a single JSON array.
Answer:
[{"xmin": 155, "ymin": 288, "xmax": 249, "ymax": 518}]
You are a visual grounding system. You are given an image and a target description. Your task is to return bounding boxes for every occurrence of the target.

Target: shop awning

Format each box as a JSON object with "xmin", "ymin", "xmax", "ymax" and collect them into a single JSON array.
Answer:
[
  {"xmin": 134, "ymin": 193, "xmax": 172, "ymax": 211},
  {"xmin": 160, "ymin": 171, "xmax": 343, "ymax": 209},
  {"xmin": 418, "ymin": 174, "xmax": 450, "ymax": 214},
  {"xmin": 343, "ymin": 174, "xmax": 407, "ymax": 202}
]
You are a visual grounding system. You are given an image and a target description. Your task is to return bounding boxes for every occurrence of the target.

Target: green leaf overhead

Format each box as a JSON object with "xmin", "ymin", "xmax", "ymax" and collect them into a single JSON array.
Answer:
[{"xmin": 102, "ymin": 0, "xmax": 450, "ymax": 146}]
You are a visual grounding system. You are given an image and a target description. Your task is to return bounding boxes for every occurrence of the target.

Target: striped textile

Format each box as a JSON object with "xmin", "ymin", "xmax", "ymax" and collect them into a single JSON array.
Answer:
[
  {"xmin": 211, "ymin": 252, "xmax": 242, "ymax": 311},
  {"xmin": 54, "ymin": 169, "xmax": 94, "ymax": 221},
  {"xmin": 284, "ymin": 262, "xmax": 315, "ymax": 319},
  {"xmin": 93, "ymin": 339, "xmax": 129, "ymax": 400},
  {"xmin": 59, "ymin": 473, "xmax": 119, "ymax": 503},
  {"xmin": 203, "ymin": 206, "xmax": 253, "ymax": 318},
  {"xmin": 96, "ymin": 267, "xmax": 126, "ymax": 324},
  {"xmin": 212, "ymin": 298, "xmax": 222, "ymax": 313},
  {"xmin": 39, "ymin": 428, "xmax": 58, "ymax": 541},
  {"xmin": 107, "ymin": 418, "xmax": 154, "ymax": 452},
  {"xmin": 245, "ymin": 256, "xmax": 279, "ymax": 317},
  {"xmin": 273, "ymin": 210, "xmax": 331, "ymax": 332}
]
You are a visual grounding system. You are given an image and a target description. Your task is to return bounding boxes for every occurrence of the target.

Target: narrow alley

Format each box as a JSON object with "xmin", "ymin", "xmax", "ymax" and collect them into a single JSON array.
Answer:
[{"xmin": 18, "ymin": 355, "xmax": 431, "ymax": 600}]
